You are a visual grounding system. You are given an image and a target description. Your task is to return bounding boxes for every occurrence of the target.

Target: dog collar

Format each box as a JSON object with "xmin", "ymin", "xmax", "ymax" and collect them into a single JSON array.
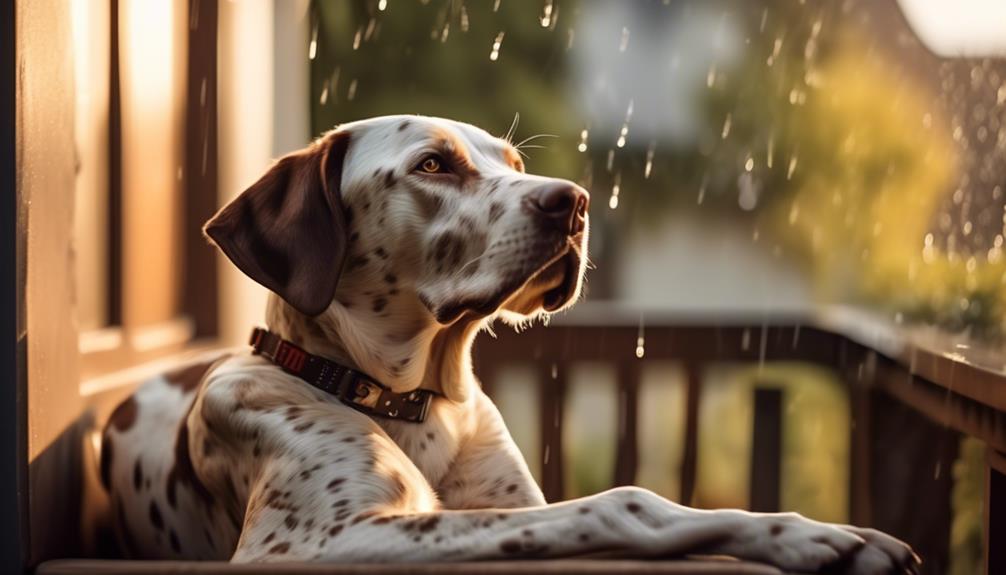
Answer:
[{"xmin": 249, "ymin": 328, "xmax": 433, "ymax": 423}]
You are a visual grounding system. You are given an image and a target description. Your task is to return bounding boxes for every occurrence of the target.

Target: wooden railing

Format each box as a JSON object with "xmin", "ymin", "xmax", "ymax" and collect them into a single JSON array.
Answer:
[{"xmin": 472, "ymin": 305, "xmax": 1006, "ymax": 575}]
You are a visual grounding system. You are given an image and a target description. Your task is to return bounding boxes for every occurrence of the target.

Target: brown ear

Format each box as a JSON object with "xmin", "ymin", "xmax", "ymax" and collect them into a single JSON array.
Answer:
[{"xmin": 204, "ymin": 131, "xmax": 351, "ymax": 316}]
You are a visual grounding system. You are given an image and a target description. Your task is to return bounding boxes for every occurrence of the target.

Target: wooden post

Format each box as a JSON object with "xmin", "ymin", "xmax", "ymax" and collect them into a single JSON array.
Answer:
[
  {"xmin": 987, "ymin": 448, "xmax": 1006, "ymax": 574},
  {"xmin": 750, "ymin": 387, "xmax": 782, "ymax": 513},
  {"xmin": 680, "ymin": 363, "xmax": 702, "ymax": 506},
  {"xmin": 613, "ymin": 361, "xmax": 640, "ymax": 487},
  {"xmin": 539, "ymin": 362, "xmax": 566, "ymax": 503}
]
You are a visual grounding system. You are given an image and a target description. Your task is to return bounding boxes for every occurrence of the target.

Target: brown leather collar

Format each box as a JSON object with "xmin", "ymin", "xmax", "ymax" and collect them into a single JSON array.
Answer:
[{"xmin": 249, "ymin": 328, "xmax": 434, "ymax": 423}]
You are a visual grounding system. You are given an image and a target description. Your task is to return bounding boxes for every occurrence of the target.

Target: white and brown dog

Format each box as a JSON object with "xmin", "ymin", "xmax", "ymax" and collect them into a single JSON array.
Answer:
[{"xmin": 101, "ymin": 115, "xmax": 919, "ymax": 573}]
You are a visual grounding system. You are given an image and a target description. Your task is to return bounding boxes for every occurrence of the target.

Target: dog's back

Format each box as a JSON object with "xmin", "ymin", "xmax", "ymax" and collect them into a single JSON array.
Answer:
[{"xmin": 101, "ymin": 351, "xmax": 238, "ymax": 559}]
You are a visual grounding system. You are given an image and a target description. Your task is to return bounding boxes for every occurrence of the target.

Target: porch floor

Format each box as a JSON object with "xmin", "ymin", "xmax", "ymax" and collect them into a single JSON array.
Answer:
[{"xmin": 37, "ymin": 559, "xmax": 785, "ymax": 574}]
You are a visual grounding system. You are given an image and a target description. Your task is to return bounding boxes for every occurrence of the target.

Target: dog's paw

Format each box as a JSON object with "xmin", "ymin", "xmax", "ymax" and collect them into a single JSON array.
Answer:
[
  {"xmin": 821, "ymin": 526, "xmax": 921, "ymax": 575},
  {"xmin": 723, "ymin": 512, "xmax": 870, "ymax": 573}
]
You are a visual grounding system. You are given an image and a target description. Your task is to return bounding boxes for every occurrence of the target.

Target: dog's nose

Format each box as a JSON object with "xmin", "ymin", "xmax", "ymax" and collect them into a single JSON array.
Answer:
[{"xmin": 529, "ymin": 183, "xmax": 589, "ymax": 235}]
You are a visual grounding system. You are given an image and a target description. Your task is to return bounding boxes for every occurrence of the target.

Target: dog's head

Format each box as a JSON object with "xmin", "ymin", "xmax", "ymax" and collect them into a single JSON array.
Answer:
[{"xmin": 205, "ymin": 115, "xmax": 590, "ymax": 328}]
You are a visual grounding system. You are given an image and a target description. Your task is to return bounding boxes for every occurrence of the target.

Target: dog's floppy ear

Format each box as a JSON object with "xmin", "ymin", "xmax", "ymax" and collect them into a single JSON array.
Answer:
[{"xmin": 204, "ymin": 130, "xmax": 352, "ymax": 316}]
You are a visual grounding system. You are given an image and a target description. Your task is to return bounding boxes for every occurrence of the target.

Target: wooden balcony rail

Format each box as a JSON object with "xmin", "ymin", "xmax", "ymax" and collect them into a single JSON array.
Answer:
[{"xmin": 472, "ymin": 304, "xmax": 1006, "ymax": 574}]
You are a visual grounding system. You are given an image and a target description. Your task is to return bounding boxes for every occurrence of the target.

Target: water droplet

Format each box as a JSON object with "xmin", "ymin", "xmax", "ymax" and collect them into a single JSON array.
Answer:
[
  {"xmin": 721, "ymin": 113, "xmax": 732, "ymax": 139},
  {"xmin": 577, "ymin": 129, "xmax": 588, "ymax": 153},
  {"xmin": 460, "ymin": 6, "xmax": 470, "ymax": 32},
  {"xmin": 347, "ymin": 78, "xmax": 358, "ymax": 101},
  {"xmin": 644, "ymin": 144, "xmax": 654, "ymax": 179},
  {"xmin": 616, "ymin": 124, "xmax": 628, "ymax": 148},
  {"xmin": 635, "ymin": 318, "xmax": 645, "ymax": 359},
  {"xmin": 744, "ymin": 156, "xmax": 754, "ymax": 172},
  {"xmin": 489, "ymin": 31, "xmax": 505, "ymax": 61},
  {"xmin": 551, "ymin": 362, "xmax": 558, "ymax": 379},
  {"xmin": 767, "ymin": 135, "xmax": 774, "ymax": 168},
  {"xmin": 319, "ymin": 83, "xmax": 329, "ymax": 105},
  {"xmin": 493, "ymin": 0, "xmax": 502, "ymax": 12},
  {"xmin": 707, "ymin": 65, "xmax": 716, "ymax": 88},
  {"xmin": 609, "ymin": 173, "xmax": 621, "ymax": 210},
  {"xmin": 540, "ymin": 0, "xmax": 553, "ymax": 28},
  {"xmin": 308, "ymin": 23, "xmax": 318, "ymax": 60},
  {"xmin": 619, "ymin": 27, "xmax": 630, "ymax": 52},
  {"xmin": 378, "ymin": 0, "xmax": 387, "ymax": 11},
  {"xmin": 353, "ymin": 27, "xmax": 362, "ymax": 50},
  {"xmin": 787, "ymin": 155, "xmax": 798, "ymax": 180}
]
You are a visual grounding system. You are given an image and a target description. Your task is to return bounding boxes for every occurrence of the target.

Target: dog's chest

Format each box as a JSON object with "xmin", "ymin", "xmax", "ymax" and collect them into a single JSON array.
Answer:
[{"xmin": 375, "ymin": 398, "xmax": 469, "ymax": 487}]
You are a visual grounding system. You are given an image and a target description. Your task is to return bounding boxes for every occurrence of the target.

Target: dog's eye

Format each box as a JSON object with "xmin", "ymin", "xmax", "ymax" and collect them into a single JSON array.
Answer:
[{"xmin": 417, "ymin": 156, "xmax": 449, "ymax": 174}]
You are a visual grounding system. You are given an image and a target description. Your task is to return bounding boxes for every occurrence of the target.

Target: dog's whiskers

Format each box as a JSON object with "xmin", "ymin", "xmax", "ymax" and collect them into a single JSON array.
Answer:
[
  {"xmin": 503, "ymin": 112, "xmax": 520, "ymax": 144},
  {"xmin": 514, "ymin": 133, "xmax": 557, "ymax": 149}
]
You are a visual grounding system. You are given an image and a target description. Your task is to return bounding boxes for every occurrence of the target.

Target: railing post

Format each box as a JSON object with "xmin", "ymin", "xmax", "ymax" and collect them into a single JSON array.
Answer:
[
  {"xmin": 539, "ymin": 362, "xmax": 566, "ymax": 503},
  {"xmin": 750, "ymin": 386, "xmax": 783, "ymax": 513},
  {"xmin": 613, "ymin": 361, "xmax": 640, "ymax": 487},
  {"xmin": 986, "ymin": 448, "xmax": 1006, "ymax": 574},
  {"xmin": 681, "ymin": 362, "xmax": 702, "ymax": 506}
]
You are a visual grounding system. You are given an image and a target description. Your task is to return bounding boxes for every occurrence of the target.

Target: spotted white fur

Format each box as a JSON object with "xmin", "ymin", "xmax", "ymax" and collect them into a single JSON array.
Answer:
[{"xmin": 102, "ymin": 115, "xmax": 919, "ymax": 574}]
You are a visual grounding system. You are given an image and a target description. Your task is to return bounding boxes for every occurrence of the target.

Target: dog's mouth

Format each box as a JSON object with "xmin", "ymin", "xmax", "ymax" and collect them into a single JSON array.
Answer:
[{"xmin": 537, "ymin": 249, "xmax": 580, "ymax": 312}]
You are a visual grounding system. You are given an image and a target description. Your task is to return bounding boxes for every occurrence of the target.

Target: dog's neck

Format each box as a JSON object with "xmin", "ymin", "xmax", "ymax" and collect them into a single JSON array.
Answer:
[{"xmin": 265, "ymin": 294, "xmax": 482, "ymax": 403}]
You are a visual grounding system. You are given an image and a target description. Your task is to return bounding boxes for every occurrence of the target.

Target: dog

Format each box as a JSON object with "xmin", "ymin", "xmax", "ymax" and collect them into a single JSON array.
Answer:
[{"xmin": 101, "ymin": 115, "xmax": 919, "ymax": 573}]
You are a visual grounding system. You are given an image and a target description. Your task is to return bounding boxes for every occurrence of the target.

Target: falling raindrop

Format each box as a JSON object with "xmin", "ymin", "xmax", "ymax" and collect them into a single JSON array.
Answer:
[
  {"xmin": 353, "ymin": 27, "xmax": 363, "ymax": 50},
  {"xmin": 378, "ymin": 0, "xmax": 387, "ymax": 11},
  {"xmin": 460, "ymin": 5, "xmax": 469, "ymax": 32},
  {"xmin": 721, "ymin": 113, "xmax": 732, "ymax": 139},
  {"xmin": 767, "ymin": 135, "xmax": 774, "ymax": 168},
  {"xmin": 635, "ymin": 319, "xmax": 645, "ymax": 359},
  {"xmin": 577, "ymin": 129, "xmax": 589, "ymax": 153},
  {"xmin": 741, "ymin": 328, "xmax": 751, "ymax": 351},
  {"xmin": 644, "ymin": 144, "xmax": 654, "ymax": 179},
  {"xmin": 308, "ymin": 23, "xmax": 318, "ymax": 60},
  {"xmin": 616, "ymin": 125, "xmax": 628, "ymax": 148},
  {"xmin": 319, "ymin": 83, "xmax": 329, "ymax": 105},
  {"xmin": 609, "ymin": 173, "xmax": 621, "ymax": 210},
  {"xmin": 347, "ymin": 78, "xmax": 358, "ymax": 101},
  {"xmin": 786, "ymin": 155, "xmax": 798, "ymax": 180},
  {"xmin": 744, "ymin": 155, "xmax": 754, "ymax": 172},
  {"xmin": 489, "ymin": 31, "xmax": 505, "ymax": 61},
  {"xmin": 440, "ymin": 20, "xmax": 450, "ymax": 43},
  {"xmin": 551, "ymin": 362, "xmax": 558, "ymax": 379},
  {"xmin": 707, "ymin": 64, "xmax": 717, "ymax": 88},
  {"xmin": 606, "ymin": 149, "xmax": 614, "ymax": 172},
  {"xmin": 540, "ymin": 0, "xmax": 553, "ymax": 28},
  {"xmin": 493, "ymin": 0, "xmax": 502, "ymax": 12},
  {"xmin": 619, "ymin": 27, "xmax": 630, "ymax": 52}
]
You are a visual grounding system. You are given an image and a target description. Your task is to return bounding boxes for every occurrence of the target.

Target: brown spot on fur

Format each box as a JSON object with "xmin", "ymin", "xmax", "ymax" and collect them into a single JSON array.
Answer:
[
  {"xmin": 398, "ymin": 121, "xmax": 410, "ymax": 131},
  {"xmin": 352, "ymin": 511, "xmax": 377, "ymax": 524},
  {"xmin": 327, "ymin": 478, "xmax": 345, "ymax": 491},
  {"xmin": 578, "ymin": 507, "xmax": 591, "ymax": 514},
  {"xmin": 133, "ymin": 459, "xmax": 143, "ymax": 490},
  {"xmin": 166, "ymin": 420, "xmax": 215, "ymax": 509},
  {"xmin": 375, "ymin": 247, "xmax": 389, "ymax": 259},
  {"xmin": 486, "ymin": 200, "xmax": 503, "ymax": 222},
  {"xmin": 109, "ymin": 396, "xmax": 139, "ymax": 432},
  {"xmin": 385, "ymin": 171, "xmax": 396, "ymax": 188},
  {"xmin": 164, "ymin": 359, "xmax": 215, "ymax": 392},
  {"xmin": 506, "ymin": 484, "xmax": 518, "ymax": 494},
  {"xmin": 263, "ymin": 532, "xmax": 276, "ymax": 544},
  {"xmin": 771, "ymin": 524, "xmax": 784, "ymax": 536},
  {"xmin": 100, "ymin": 434, "xmax": 114, "ymax": 489},
  {"xmin": 269, "ymin": 541, "xmax": 291, "ymax": 554},
  {"xmin": 626, "ymin": 502, "xmax": 641, "ymax": 513},
  {"xmin": 329, "ymin": 524, "xmax": 344, "ymax": 537},
  {"xmin": 372, "ymin": 297, "xmax": 388, "ymax": 313},
  {"xmin": 285, "ymin": 514, "xmax": 300, "ymax": 530},
  {"xmin": 384, "ymin": 273, "xmax": 397, "ymax": 284},
  {"xmin": 149, "ymin": 501, "xmax": 164, "ymax": 530},
  {"xmin": 418, "ymin": 516, "xmax": 440, "ymax": 532},
  {"xmin": 293, "ymin": 421, "xmax": 314, "ymax": 433},
  {"xmin": 579, "ymin": 533, "xmax": 590, "ymax": 542},
  {"xmin": 501, "ymin": 540, "xmax": 522, "ymax": 554}
]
